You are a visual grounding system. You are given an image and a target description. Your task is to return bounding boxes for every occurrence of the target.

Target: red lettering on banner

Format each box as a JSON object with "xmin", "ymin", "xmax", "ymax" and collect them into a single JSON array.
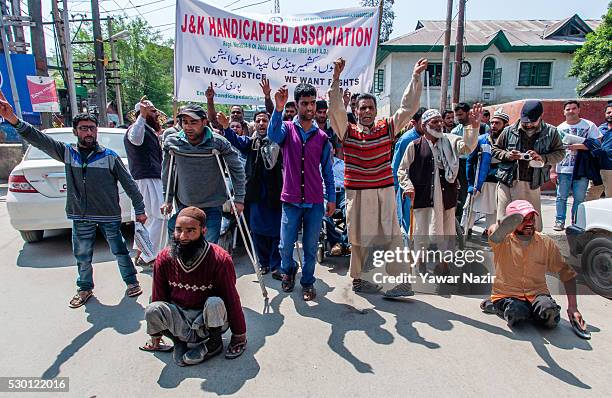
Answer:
[
  {"xmin": 266, "ymin": 23, "xmax": 273, "ymax": 41},
  {"xmin": 181, "ymin": 14, "xmax": 187, "ymax": 32},
  {"xmin": 259, "ymin": 22, "xmax": 266, "ymax": 39},
  {"xmin": 308, "ymin": 26, "xmax": 315, "ymax": 45},
  {"xmin": 243, "ymin": 20, "xmax": 250, "ymax": 40},
  {"xmin": 281, "ymin": 26, "xmax": 288, "ymax": 43},
  {"xmin": 208, "ymin": 17, "xmax": 216, "ymax": 35},
  {"xmin": 355, "ymin": 27, "xmax": 363, "ymax": 46},
  {"xmin": 335, "ymin": 26, "xmax": 343, "ymax": 46},
  {"xmin": 301, "ymin": 26, "xmax": 308, "ymax": 44},
  {"xmin": 251, "ymin": 21, "xmax": 259, "ymax": 40},
  {"xmin": 324, "ymin": 26, "xmax": 332, "ymax": 45},
  {"xmin": 364, "ymin": 27, "xmax": 372, "ymax": 46},
  {"xmin": 315, "ymin": 26, "xmax": 324, "ymax": 46},
  {"xmin": 197, "ymin": 16, "xmax": 205, "ymax": 35}
]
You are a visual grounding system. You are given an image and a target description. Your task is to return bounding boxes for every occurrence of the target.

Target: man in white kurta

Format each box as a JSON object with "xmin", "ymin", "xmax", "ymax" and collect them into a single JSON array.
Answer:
[
  {"xmin": 397, "ymin": 108, "xmax": 479, "ymax": 255},
  {"xmin": 125, "ymin": 100, "xmax": 165, "ymax": 265}
]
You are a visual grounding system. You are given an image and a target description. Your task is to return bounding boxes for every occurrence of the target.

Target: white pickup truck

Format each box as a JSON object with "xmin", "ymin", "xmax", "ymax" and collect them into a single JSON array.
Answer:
[{"xmin": 566, "ymin": 198, "xmax": 612, "ymax": 299}]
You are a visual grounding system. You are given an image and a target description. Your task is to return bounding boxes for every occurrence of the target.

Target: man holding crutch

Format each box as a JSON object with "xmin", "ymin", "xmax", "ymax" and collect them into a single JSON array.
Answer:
[{"xmin": 161, "ymin": 104, "xmax": 246, "ymax": 244}]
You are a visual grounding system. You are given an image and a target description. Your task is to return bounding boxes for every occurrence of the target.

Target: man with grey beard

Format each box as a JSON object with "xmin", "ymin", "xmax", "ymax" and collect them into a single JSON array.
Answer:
[
  {"xmin": 492, "ymin": 100, "xmax": 565, "ymax": 231},
  {"xmin": 397, "ymin": 107, "xmax": 480, "ymax": 273}
]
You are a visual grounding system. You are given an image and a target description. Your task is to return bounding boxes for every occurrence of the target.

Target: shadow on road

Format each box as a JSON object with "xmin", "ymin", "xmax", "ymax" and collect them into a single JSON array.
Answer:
[
  {"xmin": 41, "ymin": 295, "xmax": 145, "ymax": 379},
  {"xmin": 16, "ymin": 226, "xmax": 135, "ymax": 268},
  {"xmin": 364, "ymin": 293, "xmax": 596, "ymax": 389},
  {"xmin": 152, "ymin": 292, "xmax": 285, "ymax": 395},
  {"xmin": 291, "ymin": 279, "xmax": 394, "ymax": 374}
]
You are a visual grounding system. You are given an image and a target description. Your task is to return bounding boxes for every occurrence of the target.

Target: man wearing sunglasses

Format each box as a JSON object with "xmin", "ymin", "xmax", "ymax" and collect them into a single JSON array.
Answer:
[{"xmin": 0, "ymin": 90, "xmax": 147, "ymax": 309}]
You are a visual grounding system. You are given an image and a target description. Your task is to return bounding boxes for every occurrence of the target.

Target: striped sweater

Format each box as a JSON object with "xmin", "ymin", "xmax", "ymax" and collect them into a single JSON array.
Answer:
[{"xmin": 343, "ymin": 118, "xmax": 395, "ymax": 190}]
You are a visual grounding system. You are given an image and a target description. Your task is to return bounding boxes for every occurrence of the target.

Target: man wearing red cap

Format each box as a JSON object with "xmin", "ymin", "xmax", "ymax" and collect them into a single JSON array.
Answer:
[
  {"xmin": 140, "ymin": 207, "xmax": 247, "ymax": 366},
  {"xmin": 482, "ymin": 200, "xmax": 587, "ymax": 335}
]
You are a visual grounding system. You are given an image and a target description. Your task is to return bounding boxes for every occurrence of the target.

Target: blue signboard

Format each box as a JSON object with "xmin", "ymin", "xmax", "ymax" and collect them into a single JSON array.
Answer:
[{"xmin": 0, "ymin": 53, "xmax": 41, "ymax": 131}]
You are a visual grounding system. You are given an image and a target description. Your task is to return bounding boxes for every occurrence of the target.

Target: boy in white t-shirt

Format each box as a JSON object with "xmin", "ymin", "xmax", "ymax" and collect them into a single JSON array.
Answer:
[{"xmin": 553, "ymin": 100, "xmax": 602, "ymax": 231}]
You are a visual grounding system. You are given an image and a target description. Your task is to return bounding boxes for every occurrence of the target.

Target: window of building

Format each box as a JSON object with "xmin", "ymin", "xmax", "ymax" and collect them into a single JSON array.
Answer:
[
  {"xmin": 374, "ymin": 68, "xmax": 385, "ymax": 93},
  {"xmin": 425, "ymin": 62, "xmax": 452, "ymax": 87},
  {"xmin": 518, "ymin": 61, "xmax": 552, "ymax": 87},
  {"xmin": 482, "ymin": 57, "xmax": 502, "ymax": 86}
]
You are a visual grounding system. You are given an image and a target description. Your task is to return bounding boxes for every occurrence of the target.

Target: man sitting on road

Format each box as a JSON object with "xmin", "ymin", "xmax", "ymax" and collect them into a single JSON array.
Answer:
[
  {"xmin": 0, "ymin": 90, "xmax": 146, "ymax": 308},
  {"xmin": 481, "ymin": 200, "xmax": 588, "ymax": 336},
  {"xmin": 140, "ymin": 207, "xmax": 247, "ymax": 366}
]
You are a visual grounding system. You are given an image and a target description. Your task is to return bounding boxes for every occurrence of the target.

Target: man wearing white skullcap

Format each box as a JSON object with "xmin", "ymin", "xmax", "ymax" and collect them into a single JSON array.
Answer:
[
  {"xmin": 462, "ymin": 109, "xmax": 510, "ymax": 236},
  {"xmin": 397, "ymin": 106, "xmax": 481, "ymax": 272}
]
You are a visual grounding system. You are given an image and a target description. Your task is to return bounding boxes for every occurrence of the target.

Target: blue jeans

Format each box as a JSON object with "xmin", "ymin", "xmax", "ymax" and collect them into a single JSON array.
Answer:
[
  {"xmin": 168, "ymin": 205, "xmax": 223, "ymax": 243},
  {"xmin": 72, "ymin": 220, "xmax": 138, "ymax": 291},
  {"xmin": 279, "ymin": 202, "xmax": 325, "ymax": 287},
  {"xmin": 324, "ymin": 189, "xmax": 348, "ymax": 247},
  {"xmin": 555, "ymin": 174, "xmax": 588, "ymax": 224}
]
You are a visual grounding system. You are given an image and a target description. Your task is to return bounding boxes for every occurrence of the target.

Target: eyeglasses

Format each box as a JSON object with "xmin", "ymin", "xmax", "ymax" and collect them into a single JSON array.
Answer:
[{"xmin": 77, "ymin": 126, "xmax": 97, "ymax": 132}]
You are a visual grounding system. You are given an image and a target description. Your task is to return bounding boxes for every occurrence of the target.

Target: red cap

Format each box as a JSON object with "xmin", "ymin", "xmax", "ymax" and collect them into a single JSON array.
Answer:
[{"xmin": 505, "ymin": 200, "xmax": 539, "ymax": 218}]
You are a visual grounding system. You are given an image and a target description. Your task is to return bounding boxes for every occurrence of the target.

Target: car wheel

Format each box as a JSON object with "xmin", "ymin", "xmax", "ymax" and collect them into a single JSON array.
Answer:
[
  {"xmin": 20, "ymin": 230, "xmax": 44, "ymax": 243},
  {"xmin": 317, "ymin": 244, "xmax": 325, "ymax": 264},
  {"xmin": 581, "ymin": 237, "xmax": 612, "ymax": 299}
]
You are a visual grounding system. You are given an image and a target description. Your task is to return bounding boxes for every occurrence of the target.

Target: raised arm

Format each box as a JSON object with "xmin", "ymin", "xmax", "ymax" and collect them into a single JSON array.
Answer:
[
  {"xmin": 328, "ymin": 58, "xmax": 349, "ymax": 141},
  {"xmin": 206, "ymin": 83, "xmax": 222, "ymax": 130},
  {"xmin": 0, "ymin": 90, "xmax": 65, "ymax": 162},
  {"xmin": 217, "ymin": 112, "xmax": 251, "ymax": 154},
  {"xmin": 259, "ymin": 78, "xmax": 275, "ymax": 115},
  {"xmin": 455, "ymin": 103, "xmax": 482, "ymax": 156},
  {"xmin": 390, "ymin": 58, "xmax": 427, "ymax": 134},
  {"xmin": 267, "ymin": 86, "xmax": 289, "ymax": 145}
]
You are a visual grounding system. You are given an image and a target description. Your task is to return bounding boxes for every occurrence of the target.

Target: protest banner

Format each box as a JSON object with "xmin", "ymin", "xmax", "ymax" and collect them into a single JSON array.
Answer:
[
  {"xmin": 26, "ymin": 76, "xmax": 60, "ymax": 113},
  {"xmin": 174, "ymin": 0, "xmax": 380, "ymax": 105}
]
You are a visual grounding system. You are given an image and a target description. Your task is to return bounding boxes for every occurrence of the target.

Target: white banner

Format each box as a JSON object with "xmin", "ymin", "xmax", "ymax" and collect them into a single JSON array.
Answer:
[{"xmin": 174, "ymin": 0, "xmax": 380, "ymax": 105}]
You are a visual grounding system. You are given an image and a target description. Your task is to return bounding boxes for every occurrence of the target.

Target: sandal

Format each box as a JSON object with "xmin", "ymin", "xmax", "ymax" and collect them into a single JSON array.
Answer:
[
  {"xmin": 139, "ymin": 338, "xmax": 173, "ymax": 352},
  {"xmin": 69, "ymin": 290, "xmax": 93, "ymax": 308},
  {"xmin": 302, "ymin": 285, "xmax": 316, "ymax": 301},
  {"xmin": 271, "ymin": 270, "xmax": 283, "ymax": 281},
  {"xmin": 281, "ymin": 266, "xmax": 298, "ymax": 292},
  {"xmin": 569, "ymin": 313, "xmax": 591, "ymax": 340},
  {"xmin": 489, "ymin": 213, "xmax": 524, "ymax": 244},
  {"xmin": 126, "ymin": 284, "xmax": 143, "ymax": 297},
  {"xmin": 225, "ymin": 340, "xmax": 247, "ymax": 359},
  {"xmin": 480, "ymin": 298, "xmax": 498, "ymax": 314}
]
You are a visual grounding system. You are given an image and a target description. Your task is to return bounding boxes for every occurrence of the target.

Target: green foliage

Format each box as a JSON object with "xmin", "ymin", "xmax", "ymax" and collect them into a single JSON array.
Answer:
[
  {"xmin": 69, "ymin": 17, "xmax": 175, "ymax": 116},
  {"xmin": 569, "ymin": 2, "xmax": 612, "ymax": 93},
  {"xmin": 360, "ymin": 0, "xmax": 395, "ymax": 43}
]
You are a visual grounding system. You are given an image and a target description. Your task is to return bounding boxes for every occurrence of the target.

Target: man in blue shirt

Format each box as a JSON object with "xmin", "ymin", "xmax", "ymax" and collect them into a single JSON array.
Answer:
[
  {"xmin": 267, "ymin": 83, "xmax": 336, "ymax": 301},
  {"xmin": 392, "ymin": 107, "xmax": 426, "ymax": 239}
]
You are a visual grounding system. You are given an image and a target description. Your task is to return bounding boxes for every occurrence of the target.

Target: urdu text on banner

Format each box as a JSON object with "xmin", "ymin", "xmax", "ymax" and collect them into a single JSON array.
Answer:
[{"xmin": 174, "ymin": 0, "xmax": 380, "ymax": 105}]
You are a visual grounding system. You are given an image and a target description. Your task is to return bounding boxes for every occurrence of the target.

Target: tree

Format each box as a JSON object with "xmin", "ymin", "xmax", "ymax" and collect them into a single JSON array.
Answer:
[
  {"xmin": 360, "ymin": 0, "xmax": 395, "ymax": 43},
  {"xmin": 568, "ymin": 2, "xmax": 612, "ymax": 93},
  {"xmin": 68, "ymin": 17, "xmax": 175, "ymax": 116}
]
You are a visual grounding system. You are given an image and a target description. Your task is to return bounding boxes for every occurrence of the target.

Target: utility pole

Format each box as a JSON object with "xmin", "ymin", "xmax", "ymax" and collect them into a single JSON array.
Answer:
[
  {"xmin": 91, "ymin": 0, "xmax": 107, "ymax": 126},
  {"xmin": 440, "ymin": 0, "xmax": 453, "ymax": 111},
  {"xmin": 377, "ymin": 0, "xmax": 384, "ymax": 43},
  {"xmin": 0, "ymin": 6, "xmax": 21, "ymax": 117},
  {"xmin": 107, "ymin": 18, "xmax": 124, "ymax": 125},
  {"xmin": 451, "ymin": 0, "xmax": 465, "ymax": 106},
  {"xmin": 27, "ymin": 0, "xmax": 51, "ymax": 128},
  {"xmin": 273, "ymin": 0, "xmax": 280, "ymax": 13},
  {"xmin": 10, "ymin": 0, "xmax": 25, "ymax": 53},
  {"xmin": 62, "ymin": 0, "xmax": 78, "ymax": 119}
]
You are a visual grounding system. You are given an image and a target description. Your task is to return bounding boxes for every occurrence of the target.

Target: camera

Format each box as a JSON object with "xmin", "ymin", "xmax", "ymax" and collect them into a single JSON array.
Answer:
[{"xmin": 521, "ymin": 153, "xmax": 532, "ymax": 161}]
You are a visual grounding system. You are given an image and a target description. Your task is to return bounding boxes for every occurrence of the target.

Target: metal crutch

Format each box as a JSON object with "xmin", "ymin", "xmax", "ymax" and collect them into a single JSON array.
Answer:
[
  {"xmin": 211, "ymin": 150, "xmax": 268, "ymax": 299},
  {"xmin": 159, "ymin": 152, "xmax": 176, "ymax": 250}
]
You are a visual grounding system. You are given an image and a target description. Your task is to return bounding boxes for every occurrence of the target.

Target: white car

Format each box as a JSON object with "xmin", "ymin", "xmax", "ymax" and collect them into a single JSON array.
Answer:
[
  {"xmin": 566, "ymin": 197, "xmax": 612, "ymax": 299},
  {"xmin": 6, "ymin": 128, "xmax": 133, "ymax": 243}
]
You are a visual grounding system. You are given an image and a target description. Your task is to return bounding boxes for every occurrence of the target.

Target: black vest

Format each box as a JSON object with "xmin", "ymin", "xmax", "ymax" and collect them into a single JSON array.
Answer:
[
  {"xmin": 124, "ymin": 125, "xmax": 162, "ymax": 180},
  {"xmin": 244, "ymin": 137, "xmax": 283, "ymax": 209},
  {"xmin": 409, "ymin": 137, "xmax": 458, "ymax": 210}
]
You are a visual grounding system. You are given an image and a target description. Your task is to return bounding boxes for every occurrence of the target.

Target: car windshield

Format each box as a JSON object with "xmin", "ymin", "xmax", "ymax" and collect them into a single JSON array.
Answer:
[{"xmin": 25, "ymin": 131, "xmax": 127, "ymax": 160}]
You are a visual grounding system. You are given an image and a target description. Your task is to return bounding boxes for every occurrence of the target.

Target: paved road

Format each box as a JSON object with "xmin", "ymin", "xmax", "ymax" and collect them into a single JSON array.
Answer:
[{"xmin": 0, "ymin": 197, "xmax": 610, "ymax": 397}]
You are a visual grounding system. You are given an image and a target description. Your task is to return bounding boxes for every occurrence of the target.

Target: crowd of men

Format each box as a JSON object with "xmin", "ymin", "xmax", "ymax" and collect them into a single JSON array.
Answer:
[{"xmin": 2, "ymin": 54, "xmax": 609, "ymax": 366}]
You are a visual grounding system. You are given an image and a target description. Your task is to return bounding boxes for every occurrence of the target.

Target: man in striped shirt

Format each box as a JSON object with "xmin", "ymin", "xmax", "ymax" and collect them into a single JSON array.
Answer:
[{"xmin": 328, "ymin": 57, "xmax": 428, "ymax": 297}]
